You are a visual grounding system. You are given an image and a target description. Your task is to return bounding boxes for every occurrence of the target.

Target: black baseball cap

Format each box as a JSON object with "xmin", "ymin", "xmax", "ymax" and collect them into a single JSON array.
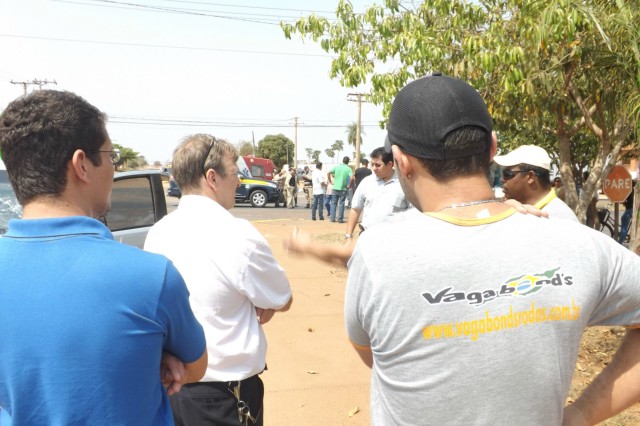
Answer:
[{"xmin": 384, "ymin": 73, "xmax": 493, "ymax": 160}]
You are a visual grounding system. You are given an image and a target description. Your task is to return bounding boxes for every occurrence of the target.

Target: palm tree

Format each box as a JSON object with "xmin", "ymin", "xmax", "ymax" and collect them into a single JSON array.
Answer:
[{"xmin": 346, "ymin": 122, "xmax": 365, "ymax": 148}]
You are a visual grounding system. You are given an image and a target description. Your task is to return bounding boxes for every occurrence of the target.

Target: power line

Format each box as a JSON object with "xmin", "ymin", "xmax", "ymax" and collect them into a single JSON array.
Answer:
[
  {"xmin": 52, "ymin": 0, "xmax": 339, "ymax": 25},
  {"xmin": 0, "ymin": 34, "xmax": 333, "ymax": 58},
  {"xmin": 151, "ymin": 0, "xmax": 335, "ymax": 14}
]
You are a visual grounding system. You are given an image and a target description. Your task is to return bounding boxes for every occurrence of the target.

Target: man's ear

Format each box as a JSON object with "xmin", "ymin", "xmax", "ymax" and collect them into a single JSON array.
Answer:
[
  {"xmin": 489, "ymin": 131, "xmax": 497, "ymax": 161},
  {"xmin": 204, "ymin": 168, "xmax": 218, "ymax": 192},
  {"xmin": 70, "ymin": 149, "xmax": 90, "ymax": 184},
  {"xmin": 391, "ymin": 145, "xmax": 413, "ymax": 179}
]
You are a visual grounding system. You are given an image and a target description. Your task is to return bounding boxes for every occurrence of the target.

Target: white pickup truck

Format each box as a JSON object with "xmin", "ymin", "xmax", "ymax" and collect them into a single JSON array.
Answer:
[{"xmin": 0, "ymin": 159, "xmax": 169, "ymax": 248}]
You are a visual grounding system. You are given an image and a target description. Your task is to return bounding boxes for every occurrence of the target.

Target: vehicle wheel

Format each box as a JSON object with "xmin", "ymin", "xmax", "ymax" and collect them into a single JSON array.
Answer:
[
  {"xmin": 600, "ymin": 222, "xmax": 614, "ymax": 238},
  {"xmin": 250, "ymin": 190, "xmax": 268, "ymax": 208}
]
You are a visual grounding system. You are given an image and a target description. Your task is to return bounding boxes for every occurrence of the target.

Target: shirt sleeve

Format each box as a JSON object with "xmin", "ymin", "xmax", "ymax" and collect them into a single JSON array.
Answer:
[
  {"xmin": 238, "ymin": 235, "xmax": 292, "ymax": 310},
  {"xmin": 588, "ymin": 235, "xmax": 640, "ymax": 327},
  {"xmin": 345, "ymin": 245, "xmax": 372, "ymax": 347},
  {"xmin": 156, "ymin": 262, "xmax": 207, "ymax": 363},
  {"xmin": 350, "ymin": 178, "xmax": 368, "ymax": 210}
]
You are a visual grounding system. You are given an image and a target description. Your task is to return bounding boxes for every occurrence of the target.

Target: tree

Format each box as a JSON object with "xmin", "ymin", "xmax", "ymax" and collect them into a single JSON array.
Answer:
[
  {"xmin": 113, "ymin": 143, "xmax": 140, "ymax": 171},
  {"xmin": 325, "ymin": 148, "xmax": 335, "ymax": 159},
  {"xmin": 256, "ymin": 134, "xmax": 294, "ymax": 169},
  {"xmin": 346, "ymin": 122, "xmax": 365, "ymax": 148},
  {"xmin": 237, "ymin": 141, "xmax": 254, "ymax": 156},
  {"xmin": 312, "ymin": 150, "xmax": 321, "ymax": 162},
  {"xmin": 283, "ymin": 0, "xmax": 639, "ymax": 223}
]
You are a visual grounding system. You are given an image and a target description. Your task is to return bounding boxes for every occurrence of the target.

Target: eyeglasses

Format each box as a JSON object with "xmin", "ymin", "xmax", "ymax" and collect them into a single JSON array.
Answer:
[
  {"xmin": 501, "ymin": 169, "xmax": 530, "ymax": 181},
  {"xmin": 202, "ymin": 138, "xmax": 217, "ymax": 176},
  {"xmin": 97, "ymin": 149, "xmax": 121, "ymax": 165}
]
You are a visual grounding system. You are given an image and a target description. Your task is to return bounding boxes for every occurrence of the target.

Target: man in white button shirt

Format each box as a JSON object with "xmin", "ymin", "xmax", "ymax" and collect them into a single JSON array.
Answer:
[{"xmin": 145, "ymin": 134, "xmax": 293, "ymax": 426}]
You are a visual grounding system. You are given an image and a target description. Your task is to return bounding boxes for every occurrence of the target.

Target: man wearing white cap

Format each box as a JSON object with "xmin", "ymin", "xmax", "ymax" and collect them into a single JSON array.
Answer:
[{"xmin": 494, "ymin": 145, "xmax": 578, "ymax": 221}]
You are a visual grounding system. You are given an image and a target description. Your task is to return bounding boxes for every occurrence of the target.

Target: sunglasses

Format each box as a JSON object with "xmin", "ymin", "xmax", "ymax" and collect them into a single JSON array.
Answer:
[
  {"xmin": 502, "ymin": 169, "xmax": 530, "ymax": 181},
  {"xmin": 201, "ymin": 137, "xmax": 218, "ymax": 176}
]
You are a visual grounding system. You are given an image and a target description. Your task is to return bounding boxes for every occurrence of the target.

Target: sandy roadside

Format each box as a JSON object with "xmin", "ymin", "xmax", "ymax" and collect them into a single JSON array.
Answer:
[{"xmin": 253, "ymin": 217, "xmax": 371, "ymax": 426}]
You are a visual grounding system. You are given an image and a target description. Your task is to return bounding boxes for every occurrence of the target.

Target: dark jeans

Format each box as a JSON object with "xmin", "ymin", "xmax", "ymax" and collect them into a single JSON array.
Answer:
[
  {"xmin": 170, "ymin": 375, "xmax": 264, "ymax": 426},
  {"xmin": 330, "ymin": 189, "xmax": 347, "ymax": 222},
  {"xmin": 324, "ymin": 194, "xmax": 332, "ymax": 216},
  {"xmin": 619, "ymin": 208, "xmax": 632, "ymax": 244},
  {"xmin": 312, "ymin": 194, "xmax": 324, "ymax": 220}
]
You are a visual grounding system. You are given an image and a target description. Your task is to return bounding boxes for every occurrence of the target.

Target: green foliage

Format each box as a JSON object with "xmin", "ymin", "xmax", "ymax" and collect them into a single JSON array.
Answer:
[
  {"xmin": 256, "ymin": 134, "xmax": 294, "ymax": 169},
  {"xmin": 346, "ymin": 122, "xmax": 365, "ymax": 147},
  {"xmin": 312, "ymin": 150, "xmax": 321, "ymax": 162},
  {"xmin": 282, "ymin": 0, "xmax": 640, "ymax": 223},
  {"xmin": 237, "ymin": 141, "xmax": 254, "ymax": 156},
  {"xmin": 113, "ymin": 143, "xmax": 139, "ymax": 170}
]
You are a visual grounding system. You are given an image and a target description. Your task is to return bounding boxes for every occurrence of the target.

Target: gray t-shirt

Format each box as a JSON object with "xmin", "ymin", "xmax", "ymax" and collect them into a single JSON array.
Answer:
[
  {"xmin": 537, "ymin": 189, "xmax": 579, "ymax": 222},
  {"xmin": 345, "ymin": 210, "xmax": 640, "ymax": 425}
]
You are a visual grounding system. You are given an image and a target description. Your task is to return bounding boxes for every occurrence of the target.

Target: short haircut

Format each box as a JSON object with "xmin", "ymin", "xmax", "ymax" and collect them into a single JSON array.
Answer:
[
  {"xmin": 172, "ymin": 134, "xmax": 237, "ymax": 193},
  {"xmin": 0, "ymin": 90, "xmax": 108, "ymax": 205},
  {"xmin": 360, "ymin": 158, "xmax": 369, "ymax": 166},
  {"xmin": 370, "ymin": 147, "xmax": 393, "ymax": 164},
  {"xmin": 316, "ymin": 161, "xmax": 323, "ymax": 169},
  {"xmin": 417, "ymin": 126, "xmax": 492, "ymax": 182},
  {"xmin": 342, "ymin": 156, "xmax": 350, "ymax": 164}
]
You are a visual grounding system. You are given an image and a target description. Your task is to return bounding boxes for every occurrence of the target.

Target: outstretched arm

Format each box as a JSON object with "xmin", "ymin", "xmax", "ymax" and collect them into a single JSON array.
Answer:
[
  {"xmin": 284, "ymin": 226, "xmax": 354, "ymax": 268},
  {"xmin": 563, "ymin": 329, "xmax": 640, "ymax": 425}
]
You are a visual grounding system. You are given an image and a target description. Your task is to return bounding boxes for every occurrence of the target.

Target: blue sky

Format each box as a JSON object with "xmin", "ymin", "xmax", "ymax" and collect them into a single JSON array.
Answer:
[{"xmin": 0, "ymin": 0, "xmax": 388, "ymax": 164}]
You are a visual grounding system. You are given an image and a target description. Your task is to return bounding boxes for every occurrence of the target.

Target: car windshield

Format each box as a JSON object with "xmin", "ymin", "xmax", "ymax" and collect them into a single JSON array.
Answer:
[{"xmin": 0, "ymin": 170, "xmax": 22, "ymax": 235}]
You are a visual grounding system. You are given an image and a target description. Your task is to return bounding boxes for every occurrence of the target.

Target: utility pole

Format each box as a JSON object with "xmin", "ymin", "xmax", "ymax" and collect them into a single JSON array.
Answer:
[
  {"xmin": 293, "ymin": 116, "xmax": 299, "ymax": 168},
  {"xmin": 10, "ymin": 79, "xmax": 57, "ymax": 95},
  {"xmin": 251, "ymin": 131, "xmax": 256, "ymax": 152},
  {"xmin": 347, "ymin": 93, "xmax": 368, "ymax": 166}
]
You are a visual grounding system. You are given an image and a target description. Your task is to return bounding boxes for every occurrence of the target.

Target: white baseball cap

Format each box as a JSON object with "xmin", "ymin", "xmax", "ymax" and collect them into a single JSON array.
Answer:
[{"xmin": 493, "ymin": 145, "xmax": 551, "ymax": 171}]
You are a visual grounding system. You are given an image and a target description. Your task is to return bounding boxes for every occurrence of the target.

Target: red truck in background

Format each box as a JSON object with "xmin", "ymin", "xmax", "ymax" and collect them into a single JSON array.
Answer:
[{"xmin": 241, "ymin": 156, "xmax": 277, "ymax": 180}]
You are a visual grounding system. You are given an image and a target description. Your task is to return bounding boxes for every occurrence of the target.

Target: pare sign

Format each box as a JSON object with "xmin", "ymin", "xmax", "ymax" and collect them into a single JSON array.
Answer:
[{"xmin": 603, "ymin": 165, "xmax": 633, "ymax": 203}]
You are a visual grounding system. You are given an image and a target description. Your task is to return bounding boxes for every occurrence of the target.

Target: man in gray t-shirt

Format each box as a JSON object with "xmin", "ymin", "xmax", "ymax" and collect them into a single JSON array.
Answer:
[{"xmin": 345, "ymin": 73, "xmax": 640, "ymax": 425}]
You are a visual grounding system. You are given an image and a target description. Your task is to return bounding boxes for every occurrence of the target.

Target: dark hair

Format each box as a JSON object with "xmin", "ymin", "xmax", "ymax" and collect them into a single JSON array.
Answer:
[
  {"xmin": 417, "ymin": 126, "xmax": 492, "ymax": 182},
  {"xmin": 342, "ymin": 156, "xmax": 350, "ymax": 164},
  {"xmin": 0, "ymin": 90, "xmax": 108, "ymax": 205},
  {"xmin": 360, "ymin": 158, "xmax": 369, "ymax": 166},
  {"xmin": 370, "ymin": 147, "xmax": 393, "ymax": 165},
  {"xmin": 316, "ymin": 161, "xmax": 323, "ymax": 169}
]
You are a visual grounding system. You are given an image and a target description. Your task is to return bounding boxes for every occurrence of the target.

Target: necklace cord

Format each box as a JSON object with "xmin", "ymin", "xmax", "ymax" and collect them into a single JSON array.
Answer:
[{"xmin": 438, "ymin": 198, "xmax": 500, "ymax": 212}]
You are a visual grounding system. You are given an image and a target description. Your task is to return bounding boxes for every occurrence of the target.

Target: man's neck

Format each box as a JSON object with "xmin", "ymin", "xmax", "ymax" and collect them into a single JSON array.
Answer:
[
  {"xmin": 414, "ymin": 174, "xmax": 508, "ymax": 216},
  {"xmin": 524, "ymin": 188, "xmax": 552, "ymax": 205},
  {"xmin": 22, "ymin": 198, "xmax": 87, "ymax": 219}
]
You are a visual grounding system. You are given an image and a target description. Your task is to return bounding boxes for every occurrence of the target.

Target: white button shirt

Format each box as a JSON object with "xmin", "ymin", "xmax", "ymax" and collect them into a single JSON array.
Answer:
[{"xmin": 144, "ymin": 195, "xmax": 291, "ymax": 381}]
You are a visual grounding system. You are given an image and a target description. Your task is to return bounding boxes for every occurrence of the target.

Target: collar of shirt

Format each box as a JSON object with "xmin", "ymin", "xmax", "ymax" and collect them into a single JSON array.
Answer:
[{"xmin": 5, "ymin": 216, "xmax": 113, "ymax": 240}]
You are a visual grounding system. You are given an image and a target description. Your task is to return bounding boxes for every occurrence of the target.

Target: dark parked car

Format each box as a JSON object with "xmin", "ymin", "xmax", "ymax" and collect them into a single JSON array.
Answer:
[
  {"xmin": 1, "ymin": 159, "xmax": 169, "ymax": 248},
  {"xmin": 235, "ymin": 174, "xmax": 281, "ymax": 207},
  {"xmin": 164, "ymin": 173, "xmax": 281, "ymax": 208}
]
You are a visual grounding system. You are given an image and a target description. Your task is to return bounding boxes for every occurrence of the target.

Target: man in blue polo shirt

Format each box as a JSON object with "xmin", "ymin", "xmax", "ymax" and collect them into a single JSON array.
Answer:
[{"xmin": 0, "ymin": 90, "xmax": 207, "ymax": 425}]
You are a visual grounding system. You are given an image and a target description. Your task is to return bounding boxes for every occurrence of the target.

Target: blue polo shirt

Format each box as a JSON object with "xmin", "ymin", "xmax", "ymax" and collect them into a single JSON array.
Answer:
[{"xmin": 0, "ymin": 216, "xmax": 205, "ymax": 425}]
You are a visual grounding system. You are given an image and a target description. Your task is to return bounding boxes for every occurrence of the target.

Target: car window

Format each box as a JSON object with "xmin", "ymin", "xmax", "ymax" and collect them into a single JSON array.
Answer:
[
  {"xmin": 251, "ymin": 165, "xmax": 264, "ymax": 178},
  {"xmin": 103, "ymin": 176, "xmax": 156, "ymax": 231},
  {"xmin": 0, "ymin": 170, "xmax": 21, "ymax": 235}
]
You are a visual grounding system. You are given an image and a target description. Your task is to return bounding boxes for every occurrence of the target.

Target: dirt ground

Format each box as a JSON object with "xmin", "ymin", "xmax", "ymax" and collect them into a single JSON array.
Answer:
[{"xmin": 253, "ymin": 217, "xmax": 640, "ymax": 425}]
